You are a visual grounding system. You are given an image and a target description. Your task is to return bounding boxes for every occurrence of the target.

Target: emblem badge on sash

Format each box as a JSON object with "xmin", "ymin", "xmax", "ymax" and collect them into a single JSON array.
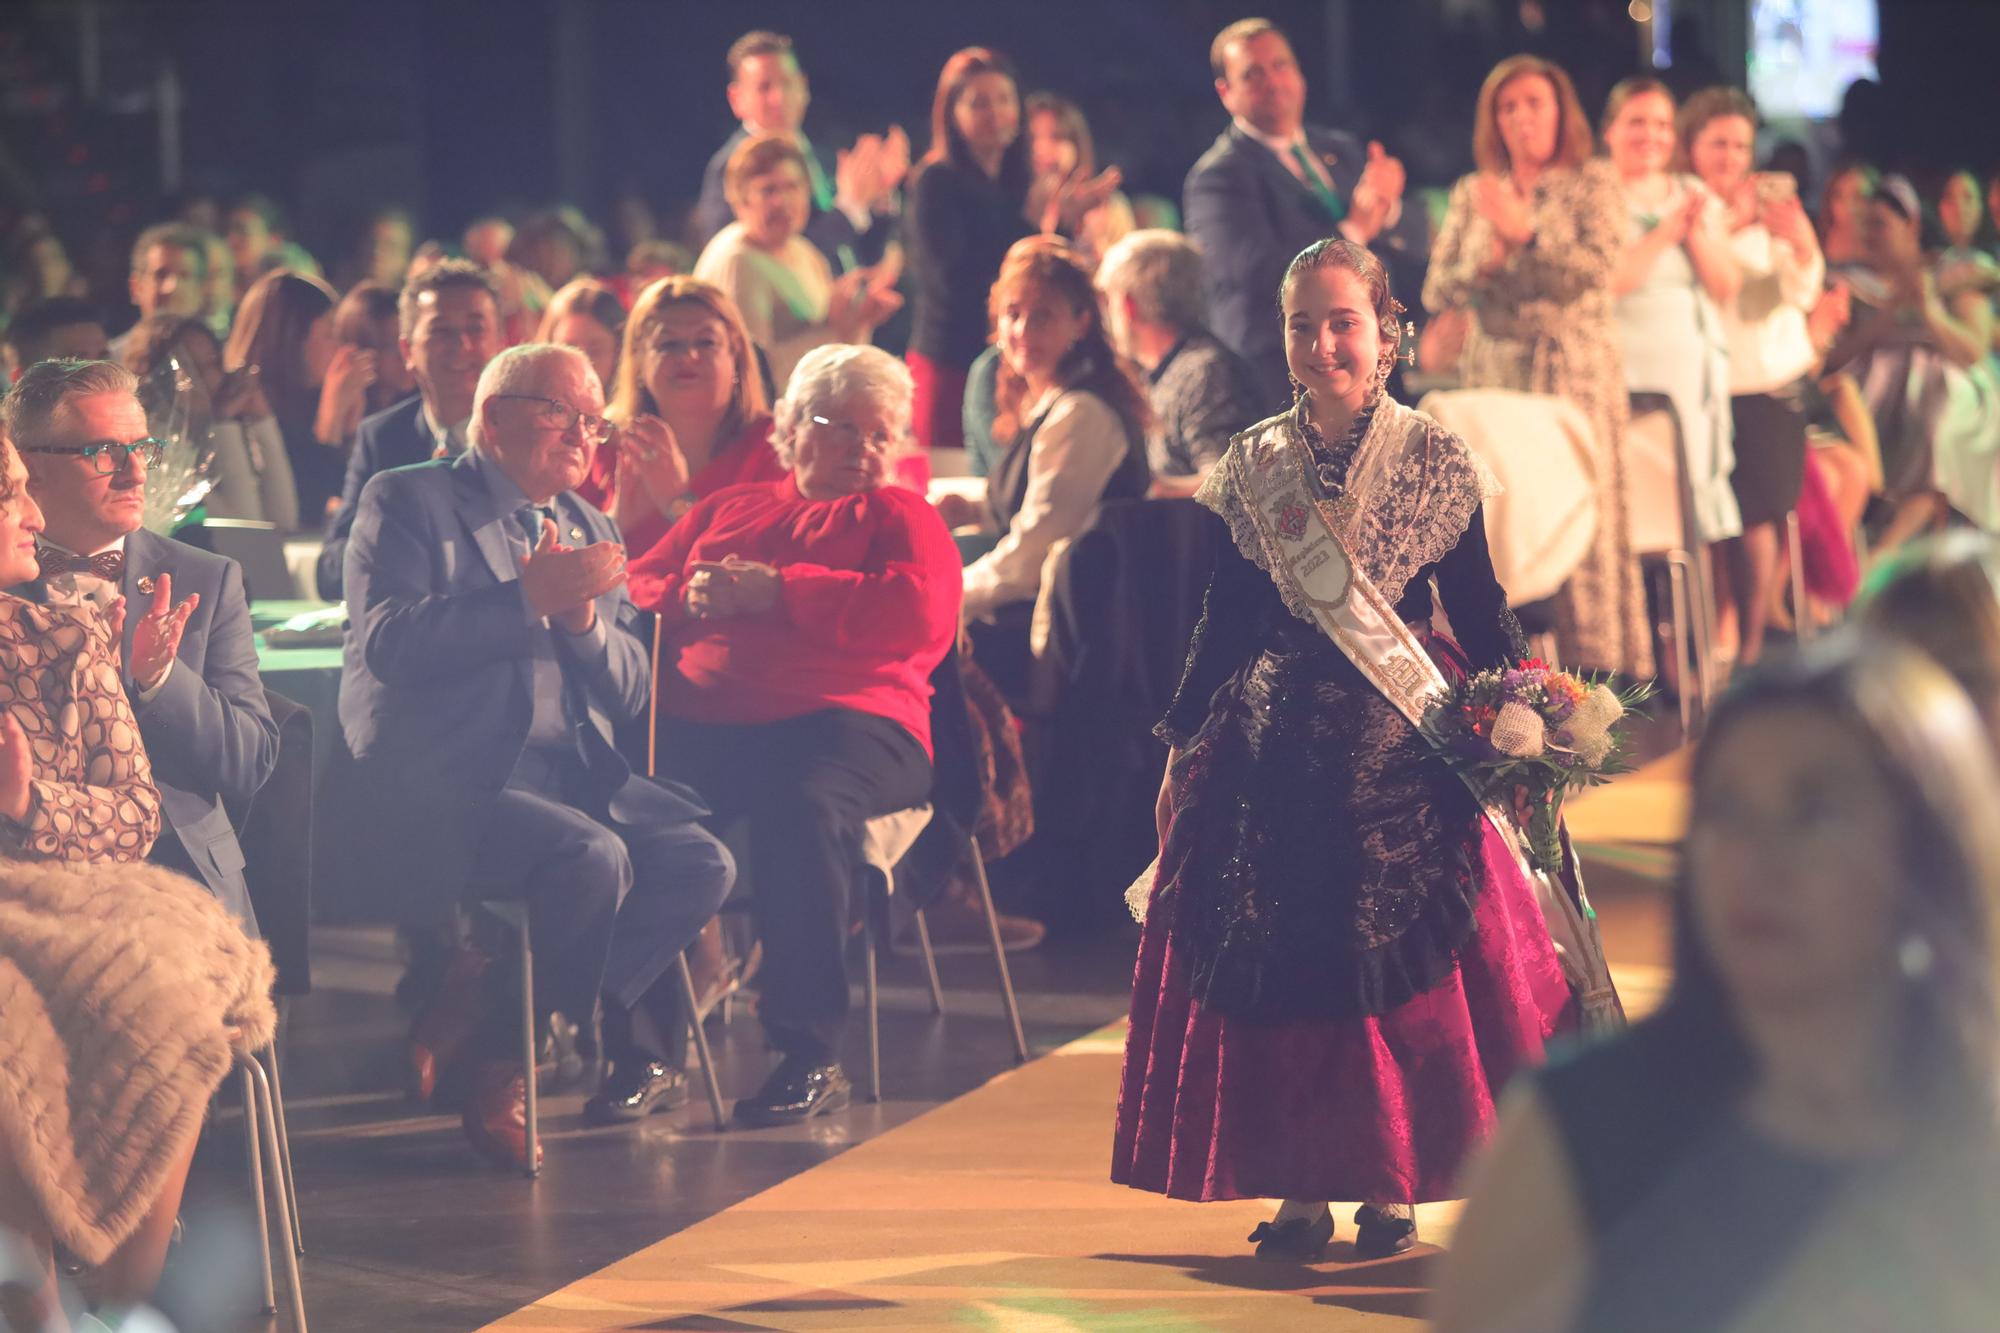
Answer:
[{"xmin": 1277, "ymin": 501, "xmax": 1309, "ymax": 541}]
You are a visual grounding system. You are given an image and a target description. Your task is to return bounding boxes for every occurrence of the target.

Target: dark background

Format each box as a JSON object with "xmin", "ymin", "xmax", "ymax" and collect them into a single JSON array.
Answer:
[{"xmin": 4, "ymin": 0, "xmax": 1998, "ymax": 299}]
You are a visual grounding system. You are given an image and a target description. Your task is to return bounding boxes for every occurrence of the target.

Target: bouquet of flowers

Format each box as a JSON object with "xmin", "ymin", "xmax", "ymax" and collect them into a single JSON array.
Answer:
[
  {"xmin": 1419, "ymin": 659, "xmax": 1654, "ymax": 875},
  {"xmin": 135, "ymin": 353, "xmax": 215, "ymax": 536}
]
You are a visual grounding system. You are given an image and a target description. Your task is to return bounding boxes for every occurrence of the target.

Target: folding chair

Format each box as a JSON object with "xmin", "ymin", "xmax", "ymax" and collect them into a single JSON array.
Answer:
[
  {"xmin": 1625, "ymin": 395, "xmax": 1721, "ymax": 731},
  {"xmin": 648, "ymin": 623, "xmax": 1029, "ymax": 1122},
  {"xmin": 853, "ymin": 805, "xmax": 1030, "ymax": 1103},
  {"xmin": 233, "ymin": 1035, "xmax": 308, "ymax": 1331}
]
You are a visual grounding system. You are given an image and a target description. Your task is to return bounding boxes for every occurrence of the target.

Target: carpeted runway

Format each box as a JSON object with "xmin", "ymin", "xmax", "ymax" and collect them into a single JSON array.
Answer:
[{"xmin": 479, "ymin": 754, "xmax": 1687, "ymax": 1333}]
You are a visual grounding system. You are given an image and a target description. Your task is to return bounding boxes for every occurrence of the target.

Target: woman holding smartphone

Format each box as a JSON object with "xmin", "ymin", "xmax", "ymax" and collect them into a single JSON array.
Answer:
[{"xmin": 1684, "ymin": 86, "xmax": 1826, "ymax": 666}]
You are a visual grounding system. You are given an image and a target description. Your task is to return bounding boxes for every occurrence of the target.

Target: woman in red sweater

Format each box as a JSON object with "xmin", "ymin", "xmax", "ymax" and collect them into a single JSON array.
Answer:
[
  {"xmin": 587, "ymin": 275, "xmax": 787, "ymax": 554},
  {"xmin": 626, "ymin": 342, "xmax": 961, "ymax": 1128}
]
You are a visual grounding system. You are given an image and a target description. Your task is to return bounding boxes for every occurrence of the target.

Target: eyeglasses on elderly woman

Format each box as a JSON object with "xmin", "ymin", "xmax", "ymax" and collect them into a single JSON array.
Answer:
[{"xmin": 808, "ymin": 414, "xmax": 898, "ymax": 455}]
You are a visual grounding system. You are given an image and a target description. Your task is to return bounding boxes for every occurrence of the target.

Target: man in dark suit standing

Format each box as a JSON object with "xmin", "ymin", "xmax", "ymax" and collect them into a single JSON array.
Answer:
[
  {"xmin": 1184, "ymin": 18, "xmax": 1408, "ymax": 412},
  {"xmin": 315, "ymin": 260, "xmax": 502, "ymax": 599},
  {"xmin": 334, "ymin": 342, "xmax": 733, "ymax": 1170},
  {"xmin": 689, "ymin": 30, "xmax": 905, "ymax": 273},
  {"xmin": 9, "ymin": 358, "xmax": 278, "ymax": 928}
]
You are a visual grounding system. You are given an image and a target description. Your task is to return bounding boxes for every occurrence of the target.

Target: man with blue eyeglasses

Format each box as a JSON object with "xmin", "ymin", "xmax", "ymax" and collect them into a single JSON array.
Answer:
[{"xmin": 7, "ymin": 357, "xmax": 278, "ymax": 931}]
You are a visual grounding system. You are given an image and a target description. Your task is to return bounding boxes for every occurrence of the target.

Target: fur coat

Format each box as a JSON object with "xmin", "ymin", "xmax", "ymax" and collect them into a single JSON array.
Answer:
[{"xmin": 0, "ymin": 858, "xmax": 275, "ymax": 1265}]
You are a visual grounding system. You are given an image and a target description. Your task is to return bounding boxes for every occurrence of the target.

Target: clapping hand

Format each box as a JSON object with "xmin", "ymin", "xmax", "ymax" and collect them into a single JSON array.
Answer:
[
  {"xmin": 1657, "ymin": 187, "xmax": 1705, "ymax": 247},
  {"xmin": 879, "ymin": 125, "xmax": 911, "ymax": 195},
  {"xmin": 0, "ymin": 711, "xmax": 30, "ymax": 825},
  {"xmin": 831, "ymin": 267, "xmax": 904, "ymax": 340},
  {"xmin": 1471, "ymin": 173, "xmax": 1534, "ymax": 249},
  {"xmin": 124, "ymin": 573, "xmax": 200, "ymax": 691},
  {"xmin": 1761, "ymin": 192, "xmax": 1816, "ymax": 254},
  {"xmin": 835, "ymin": 125, "xmax": 913, "ymax": 215},
  {"xmin": 933, "ymin": 492, "xmax": 983, "ymax": 530},
  {"xmin": 1035, "ymin": 165, "xmax": 1123, "ymax": 235},
  {"xmin": 616, "ymin": 415, "xmax": 691, "ymax": 505},
  {"xmin": 1351, "ymin": 141, "xmax": 1407, "ymax": 236},
  {"xmin": 683, "ymin": 557, "xmax": 780, "ymax": 620},
  {"xmin": 1720, "ymin": 178, "xmax": 1762, "ymax": 233},
  {"xmin": 521, "ymin": 519, "xmax": 626, "ymax": 633}
]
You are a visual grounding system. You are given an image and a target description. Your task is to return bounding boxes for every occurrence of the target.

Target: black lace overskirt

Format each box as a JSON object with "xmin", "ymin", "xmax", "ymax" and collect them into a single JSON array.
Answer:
[{"xmin": 1158, "ymin": 612, "xmax": 1484, "ymax": 1022}]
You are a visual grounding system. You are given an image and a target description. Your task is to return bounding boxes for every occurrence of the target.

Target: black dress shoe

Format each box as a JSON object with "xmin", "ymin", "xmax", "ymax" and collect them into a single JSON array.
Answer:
[
  {"xmin": 583, "ymin": 1061, "xmax": 689, "ymax": 1125},
  {"xmin": 1353, "ymin": 1204, "xmax": 1417, "ymax": 1259},
  {"xmin": 734, "ymin": 1057, "xmax": 851, "ymax": 1128},
  {"xmin": 1247, "ymin": 1208, "xmax": 1334, "ymax": 1262}
]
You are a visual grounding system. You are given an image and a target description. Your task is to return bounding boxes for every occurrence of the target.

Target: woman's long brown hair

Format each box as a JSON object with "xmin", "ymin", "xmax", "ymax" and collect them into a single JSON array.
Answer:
[{"xmin": 987, "ymin": 236, "xmax": 1149, "ymax": 444}]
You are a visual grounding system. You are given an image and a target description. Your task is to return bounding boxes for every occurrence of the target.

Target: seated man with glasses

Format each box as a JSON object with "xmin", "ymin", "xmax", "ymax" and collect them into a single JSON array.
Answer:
[
  {"xmin": 8, "ymin": 357, "xmax": 279, "ymax": 932},
  {"xmin": 332, "ymin": 342, "xmax": 734, "ymax": 1169},
  {"xmin": 626, "ymin": 344, "xmax": 961, "ymax": 1127}
]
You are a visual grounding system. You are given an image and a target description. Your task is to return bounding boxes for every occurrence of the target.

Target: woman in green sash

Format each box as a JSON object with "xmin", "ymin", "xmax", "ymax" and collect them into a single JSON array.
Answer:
[{"xmin": 1112, "ymin": 238, "xmax": 1574, "ymax": 1260}]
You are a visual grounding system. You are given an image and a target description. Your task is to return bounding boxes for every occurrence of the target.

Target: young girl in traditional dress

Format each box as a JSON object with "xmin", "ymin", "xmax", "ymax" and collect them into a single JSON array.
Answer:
[{"xmin": 1112, "ymin": 238, "xmax": 1581, "ymax": 1260}]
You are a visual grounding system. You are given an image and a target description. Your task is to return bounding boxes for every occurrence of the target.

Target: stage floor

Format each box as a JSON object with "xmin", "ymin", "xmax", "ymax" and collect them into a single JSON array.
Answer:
[
  {"xmin": 178, "ymin": 746, "xmax": 1682, "ymax": 1332},
  {"xmin": 474, "ymin": 960, "xmax": 1663, "ymax": 1333}
]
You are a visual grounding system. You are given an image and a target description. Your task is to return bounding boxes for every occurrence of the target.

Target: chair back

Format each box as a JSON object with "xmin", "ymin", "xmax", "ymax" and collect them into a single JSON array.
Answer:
[
  {"xmin": 924, "ymin": 639, "xmax": 982, "ymax": 829},
  {"xmin": 1418, "ymin": 388, "xmax": 1599, "ymax": 605},
  {"xmin": 1027, "ymin": 496, "xmax": 1216, "ymax": 930},
  {"xmin": 1624, "ymin": 396, "xmax": 1693, "ymax": 556},
  {"xmin": 175, "ymin": 518, "xmax": 295, "ymax": 604},
  {"xmin": 237, "ymin": 688, "xmax": 315, "ymax": 995}
]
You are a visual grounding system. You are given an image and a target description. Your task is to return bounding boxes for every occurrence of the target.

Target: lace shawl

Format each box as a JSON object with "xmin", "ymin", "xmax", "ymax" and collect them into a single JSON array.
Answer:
[{"xmin": 1195, "ymin": 393, "xmax": 1502, "ymax": 616}]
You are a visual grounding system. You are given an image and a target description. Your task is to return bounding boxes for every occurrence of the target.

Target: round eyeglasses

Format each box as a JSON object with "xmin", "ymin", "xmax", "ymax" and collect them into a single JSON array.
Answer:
[{"xmin": 809, "ymin": 415, "xmax": 897, "ymax": 454}]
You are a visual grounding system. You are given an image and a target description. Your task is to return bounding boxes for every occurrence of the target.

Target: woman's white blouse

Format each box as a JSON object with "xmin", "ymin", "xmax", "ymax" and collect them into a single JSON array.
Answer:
[{"xmin": 1723, "ymin": 222, "xmax": 1825, "ymax": 395}]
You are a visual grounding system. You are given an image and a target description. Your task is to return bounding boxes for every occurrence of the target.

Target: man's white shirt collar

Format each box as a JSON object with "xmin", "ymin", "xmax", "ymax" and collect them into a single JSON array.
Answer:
[
  {"xmin": 1233, "ymin": 116, "xmax": 1309, "ymax": 158},
  {"xmin": 421, "ymin": 402, "xmax": 469, "ymax": 457}
]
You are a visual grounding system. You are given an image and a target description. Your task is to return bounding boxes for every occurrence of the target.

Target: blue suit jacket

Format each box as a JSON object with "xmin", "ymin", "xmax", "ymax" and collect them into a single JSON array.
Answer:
[
  {"xmin": 326, "ymin": 449, "xmax": 704, "ymax": 924},
  {"xmin": 316, "ymin": 394, "xmax": 428, "ymax": 600},
  {"xmin": 1183, "ymin": 123, "xmax": 1369, "ymax": 413},
  {"xmin": 17, "ymin": 528, "xmax": 280, "ymax": 928},
  {"xmin": 692, "ymin": 126, "xmax": 894, "ymax": 270}
]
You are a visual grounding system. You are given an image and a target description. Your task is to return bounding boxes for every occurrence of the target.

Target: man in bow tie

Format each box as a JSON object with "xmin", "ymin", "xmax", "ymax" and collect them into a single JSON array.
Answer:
[
  {"xmin": 1184, "ymin": 18, "xmax": 1409, "ymax": 412},
  {"xmin": 333, "ymin": 342, "xmax": 733, "ymax": 1170},
  {"xmin": 7, "ymin": 357, "xmax": 278, "ymax": 928}
]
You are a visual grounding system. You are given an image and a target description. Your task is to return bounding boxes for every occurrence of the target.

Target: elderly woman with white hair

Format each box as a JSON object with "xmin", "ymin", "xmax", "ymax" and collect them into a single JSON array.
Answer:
[{"xmin": 626, "ymin": 343, "xmax": 962, "ymax": 1127}]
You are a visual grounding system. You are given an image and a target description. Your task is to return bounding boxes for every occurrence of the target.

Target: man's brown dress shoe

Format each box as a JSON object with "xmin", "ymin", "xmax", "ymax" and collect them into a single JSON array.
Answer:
[
  {"xmin": 408, "ymin": 945, "xmax": 491, "ymax": 1105},
  {"xmin": 462, "ymin": 1060, "xmax": 541, "ymax": 1172}
]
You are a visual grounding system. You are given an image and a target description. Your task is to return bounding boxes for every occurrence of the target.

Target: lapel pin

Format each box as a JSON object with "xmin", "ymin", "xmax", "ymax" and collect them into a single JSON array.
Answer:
[
  {"xmin": 136, "ymin": 576, "xmax": 156, "ymax": 595},
  {"xmin": 569, "ymin": 526, "xmax": 583, "ymax": 542}
]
